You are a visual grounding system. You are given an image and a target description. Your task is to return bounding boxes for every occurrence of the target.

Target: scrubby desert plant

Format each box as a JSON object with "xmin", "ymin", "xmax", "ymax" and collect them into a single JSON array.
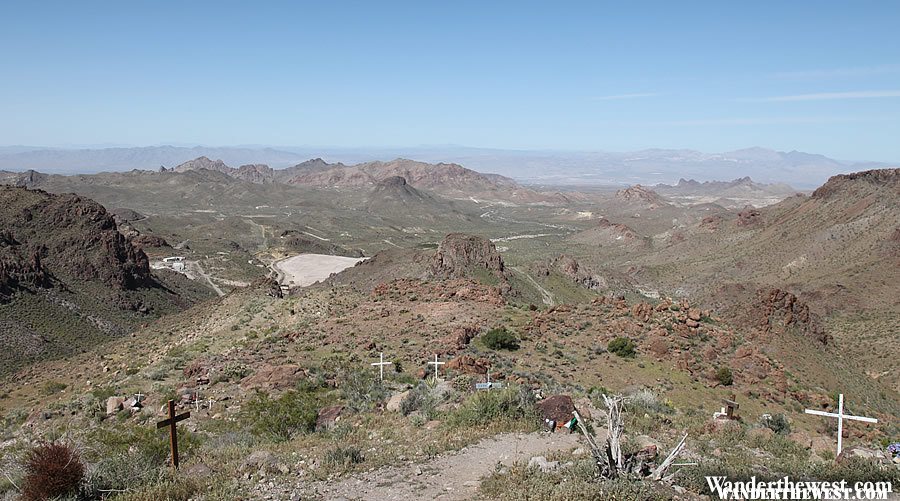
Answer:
[
  {"xmin": 241, "ymin": 390, "xmax": 318, "ymax": 442},
  {"xmin": 400, "ymin": 382, "xmax": 440, "ymax": 417},
  {"xmin": 21, "ymin": 442, "xmax": 85, "ymax": 501},
  {"xmin": 715, "ymin": 367, "xmax": 734, "ymax": 386},
  {"xmin": 447, "ymin": 385, "xmax": 536, "ymax": 428},
  {"xmin": 482, "ymin": 328, "xmax": 520, "ymax": 350},
  {"xmin": 607, "ymin": 337, "xmax": 636, "ymax": 358},
  {"xmin": 761, "ymin": 413, "xmax": 791, "ymax": 435},
  {"xmin": 323, "ymin": 445, "xmax": 364, "ymax": 468}
]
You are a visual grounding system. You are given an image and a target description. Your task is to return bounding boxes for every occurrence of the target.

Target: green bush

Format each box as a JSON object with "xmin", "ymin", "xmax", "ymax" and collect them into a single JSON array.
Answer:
[
  {"xmin": 762, "ymin": 413, "xmax": 791, "ymax": 435},
  {"xmin": 400, "ymin": 382, "xmax": 440, "ymax": 417},
  {"xmin": 447, "ymin": 385, "xmax": 536, "ymax": 428},
  {"xmin": 715, "ymin": 367, "xmax": 734, "ymax": 386},
  {"xmin": 482, "ymin": 328, "xmax": 520, "ymax": 350},
  {"xmin": 607, "ymin": 337, "xmax": 636, "ymax": 358},
  {"xmin": 341, "ymin": 370, "xmax": 389, "ymax": 412},
  {"xmin": 241, "ymin": 390, "xmax": 318, "ymax": 442}
]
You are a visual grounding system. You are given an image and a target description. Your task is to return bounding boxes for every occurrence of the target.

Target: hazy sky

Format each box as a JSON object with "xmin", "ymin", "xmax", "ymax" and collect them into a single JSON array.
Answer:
[{"xmin": 2, "ymin": 1, "xmax": 899, "ymax": 160}]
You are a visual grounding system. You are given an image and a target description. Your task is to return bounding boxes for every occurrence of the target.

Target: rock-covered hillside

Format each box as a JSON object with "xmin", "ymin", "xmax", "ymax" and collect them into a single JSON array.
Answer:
[{"xmin": 0, "ymin": 186, "xmax": 212, "ymax": 374}]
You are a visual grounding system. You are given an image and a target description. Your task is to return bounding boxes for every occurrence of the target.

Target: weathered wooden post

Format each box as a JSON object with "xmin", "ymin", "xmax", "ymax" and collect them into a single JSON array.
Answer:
[{"xmin": 156, "ymin": 399, "xmax": 191, "ymax": 469}]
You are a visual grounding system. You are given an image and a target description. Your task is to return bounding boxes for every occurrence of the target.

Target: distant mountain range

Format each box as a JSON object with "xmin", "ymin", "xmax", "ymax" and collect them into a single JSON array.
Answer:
[{"xmin": 0, "ymin": 144, "xmax": 894, "ymax": 188}]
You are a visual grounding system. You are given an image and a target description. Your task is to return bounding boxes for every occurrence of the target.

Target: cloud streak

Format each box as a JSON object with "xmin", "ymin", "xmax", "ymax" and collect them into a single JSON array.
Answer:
[
  {"xmin": 590, "ymin": 92, "xmax": 660, "ymax": 101},
  {"xmin": 772, "ymin": 64, "xmax": 900, "ymax": 79},
  {"xmin": 653, "ymin": 116, "xmax": 882, "ymax": 127},
  {"xmin": 750, "ymin": 90, "xmax": 900, "ymax": 102}
]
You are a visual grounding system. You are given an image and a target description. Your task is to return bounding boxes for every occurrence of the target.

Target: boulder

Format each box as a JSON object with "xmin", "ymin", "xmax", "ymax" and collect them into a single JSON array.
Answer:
[
  {"xmin": 446, "ymin": 355, "xmax": 490, "ymax": 375},
  {"xmin": 240, "ymin": 364, "xmax": 305, "ymax": 391},
  {"xmin": 536, "ymin": 395, "xmax": 575, "ymax": 426},
  {"xmin": 789, "ymin": 430, "xmax": 813, "ymax": 449},
  {"xmin": 386, "ymin": 391, "xmax": 410, "ymax": 412},
  {"xmin": 748, "ymin": 427, "xmax": 775, "ymax": 441},
  {"xmin": 838, "ymin": 446, "xmax": 889, "ymax": 464},
  {"xmin": 315, "ymin": 405, "xmax": 344, "ymax": 431},
  {"xmin": 105, "ymin": 396, "xmax": 124, "ymax": 416}
]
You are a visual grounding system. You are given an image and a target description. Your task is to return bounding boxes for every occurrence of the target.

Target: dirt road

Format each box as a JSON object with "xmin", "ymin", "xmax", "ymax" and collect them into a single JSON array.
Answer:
[{"xmin": 305, "ymin": 432, "xmax": 581, "ymax": 501}]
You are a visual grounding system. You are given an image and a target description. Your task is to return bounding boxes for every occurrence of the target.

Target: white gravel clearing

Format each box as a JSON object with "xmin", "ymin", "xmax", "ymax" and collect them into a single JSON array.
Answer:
[{"xmin": 274, "ymin": 254, "xmax": 367, "ymax": 287}]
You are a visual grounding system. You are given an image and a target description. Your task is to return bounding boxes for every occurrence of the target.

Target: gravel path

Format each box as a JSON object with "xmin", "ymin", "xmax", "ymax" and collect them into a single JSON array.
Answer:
[{"xmin": 304, "ymin": 432, "xmax": 581, "ymax": 501}]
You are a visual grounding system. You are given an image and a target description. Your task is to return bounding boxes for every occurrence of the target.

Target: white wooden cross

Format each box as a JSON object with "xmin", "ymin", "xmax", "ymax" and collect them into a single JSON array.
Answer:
[
  {"xmin": 371, "ymin": 352, "xmax": 392, "ymax": 381},
  {"xmin": 805, "ymin": 393, "xmax": 877, "ymax": 455},
  {"xmin": 427, "ymin": 354, "xmax": 445, "ymax": 383}
]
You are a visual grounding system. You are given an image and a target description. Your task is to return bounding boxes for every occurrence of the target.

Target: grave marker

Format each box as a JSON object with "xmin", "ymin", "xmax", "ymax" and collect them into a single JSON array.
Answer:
[
  {"xmin": 805, "ymin": 393, "xmax": 877, "ymax": 456},
  {"xmin": 371, "ymin": 352, "xmax": 392, "ymax": 381},
  {"xmin": 427, "ymin": 354, "xmax": 445, "ymax": 383},
  {"xmin": 156, "ymin": 399, "xmax": 190, "ymax": 469}
]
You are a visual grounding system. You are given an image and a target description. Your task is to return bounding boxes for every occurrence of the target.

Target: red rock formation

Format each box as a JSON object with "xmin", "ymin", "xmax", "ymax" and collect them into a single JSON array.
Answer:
[{"xmin": 429, "ymin": 233, "xmax": 504, "ymax": 278}]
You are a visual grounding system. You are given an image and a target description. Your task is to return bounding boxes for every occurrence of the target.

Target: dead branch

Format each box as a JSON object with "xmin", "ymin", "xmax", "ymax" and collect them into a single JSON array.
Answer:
[{"xmin": 652, "ymin": 433, "xmax": 688, "ymax": 481}]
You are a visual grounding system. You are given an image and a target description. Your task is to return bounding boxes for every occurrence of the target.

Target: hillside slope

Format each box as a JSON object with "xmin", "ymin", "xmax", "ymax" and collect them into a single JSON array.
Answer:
[{"xmin": 0, "ymin": 187, "xmax": 212, "ymax": 375}]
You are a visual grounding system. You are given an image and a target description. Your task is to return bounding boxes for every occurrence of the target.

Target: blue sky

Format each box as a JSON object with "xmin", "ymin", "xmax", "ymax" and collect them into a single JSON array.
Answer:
[{"xmin": 1, "ymin": 1, "xmax": 899, "ymax": 160}]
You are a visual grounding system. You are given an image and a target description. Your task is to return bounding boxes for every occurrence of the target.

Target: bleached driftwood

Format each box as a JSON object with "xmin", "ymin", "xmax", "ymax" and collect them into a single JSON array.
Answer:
[
  {"xmin": 572, "ymin": 394, "xmax": 690, "ymax": 482},
  {"xmin": 652, "ymin": 432, "xmax": 688, "ymax": 481}
]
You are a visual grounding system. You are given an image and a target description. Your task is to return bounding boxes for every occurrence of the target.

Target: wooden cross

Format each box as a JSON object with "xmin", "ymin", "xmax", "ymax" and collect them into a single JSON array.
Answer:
[
  {"xmin": 427, "ymin": 354, "xmax": 445, "ymax": 383},
  {"xmin": 371, "ymin": 352, "xmax": 392, "ymax": 381},
  {"xmin": 156, "ymin": 399, "xmax": 190, "ymax": 469},
  {"xmin": 722, "ymin": 398, "xmax": 739, "ymax": 420},
  {"xmin": 805, "ymin": 393, "xmax": 877, "ymax": 456}
]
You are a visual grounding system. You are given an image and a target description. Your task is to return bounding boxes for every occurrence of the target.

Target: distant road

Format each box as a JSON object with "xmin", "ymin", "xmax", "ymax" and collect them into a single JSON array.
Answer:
[
  {"xmin": 273, "ymin": 254, "xmax": 368, "ymax": 287},
  {"xmin": 189, "ymin": 261, "xmax": 225, "ymax": 297}
]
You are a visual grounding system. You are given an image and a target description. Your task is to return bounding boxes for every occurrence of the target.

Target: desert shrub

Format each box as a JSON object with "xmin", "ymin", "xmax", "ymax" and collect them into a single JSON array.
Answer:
[
  {"xmin": 761, "ymin": 413, "xmax": 791, "ymax": 435},
  {"xmin": 482, "ymin": 328, "xmax": 520, "ymax": 350},
  {"xmin": 447, "ymin": 385, "xmax": 536, "ymax": 428},
  {"xmin": 21, "ymin": 442, "xmax": 85, "ymax": 501},
  {"xmin": 323, "ymin": 444, "xmax": 364, "ymax": 468},
  {"xmin": 39, "ymin": 381, "xmax": 67, "ymax": 396},
  {"xmin": 452, "ymin": 374, "xmax": 475, "ymax": 392},
  {"xmin": 342, "ymin": 370, "xmax": 389, "ymax": 412},
  {"xmin": 479, "ymin": 458, "xmax": 671, "ymax": 500},
  {"xmin": 607, "ymin": 337, "xmax": 636, "ymax": 358},
  {"xmin": 715, "ymin": 367, "xmax": 734, "ymax": 386},
  {"xmin": 82, "ymin": 424, "xmax": 201, "ymax": 495},
  {"xmin": 626, "ymin": 389, "xmax": 673, "ymax": 415},
  {"xmin": 400, "ymin": 382, "xmax": 439, "ymax": 417},
  {"xmin": 242, "ymin": 390, "xmax": 318, "ymax": 442}
]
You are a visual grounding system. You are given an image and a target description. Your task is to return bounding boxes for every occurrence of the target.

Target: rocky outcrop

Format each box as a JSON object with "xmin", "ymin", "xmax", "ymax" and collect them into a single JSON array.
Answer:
[
  {"xmin": 0, "ymin": 186, "xmax": 152, "ymax": 296},
  {"xmin": 130, "ymin": 234, "xmax": 170, "ymax": 249},
  {"xmin": 173, "ymin": 157, "xmax": 276, "ymax": 184},
  {"xmin": 812, "ymin": 168, "xmax": 900, "ymax": 200},
  {"xmin": 751, "ymin": 288, "xmax": 830, "ymax": 345},
  {"xmin": 429, "ymin": 233, "xmax": 504, "ymax": 279},
  {"xmin": 615, "ymin": 185, "xmax": 667, "ymax": 209},
  {"xmin": 736, "ymin": 207, "xmax": 761, "ymax": 226},
  {"xmin": 445, "ymin": 355, "xmax": 491, "ymax": 375},
  {"xmin": 234, "ymin": 164, "xmax": 275, "ymax": 184},
  {"xmin": 534, "ymin": 255, "xmax": 606, "ymax": 290}
]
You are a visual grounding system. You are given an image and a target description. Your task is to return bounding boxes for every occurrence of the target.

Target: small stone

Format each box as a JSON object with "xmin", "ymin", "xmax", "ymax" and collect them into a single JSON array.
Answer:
[{"xmin": 527, "ymin": 455, "xmax": 559, "ymax": 473}]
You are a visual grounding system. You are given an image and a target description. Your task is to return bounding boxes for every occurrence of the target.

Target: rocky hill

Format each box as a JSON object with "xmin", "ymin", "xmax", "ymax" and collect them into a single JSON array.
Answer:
[
  {"xmin": 654, "ymin": 176, "xmax": 798, "ymax": 208},
  {"xmin": 615, "ymin": 185, "xmax": 669, "ymax": 209},
  {"xmin": 365, "ymin": 176, "xmax": 471, "ymax": 222},
  {"xmin": 0, "ymin": 187, "xmax": 211, "ymax": 375},
  {"xmin": 630, "ymin": 168, "xmax": 900, "ymax": 389}
]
